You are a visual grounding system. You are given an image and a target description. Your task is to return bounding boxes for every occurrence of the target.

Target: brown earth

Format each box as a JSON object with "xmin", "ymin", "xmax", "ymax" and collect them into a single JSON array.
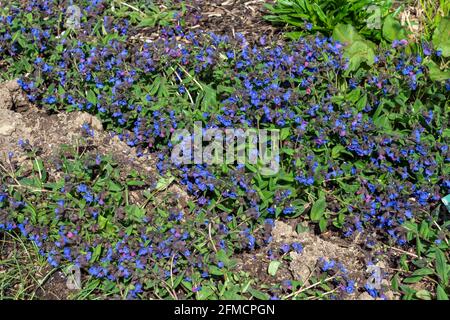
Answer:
[
  {"xmin": 237, "ymin": 221, "xmax": 397, "ymax": 300},
  {"xmin": 137, "ymin": 0, "xmax": 283, "ymax": 44},
  {"xmin": 185, "ymin": 0, "xmax": 280, "ymax": 40}
]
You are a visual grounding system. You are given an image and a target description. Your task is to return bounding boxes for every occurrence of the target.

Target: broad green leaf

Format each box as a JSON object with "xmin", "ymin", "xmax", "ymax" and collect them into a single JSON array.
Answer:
[
  {"xmin": 436, "ymin": 285, "xmax": 449, "ymax": 300},
  {"xmin": 425, "ymin": 61, "xmax": 450, "ymax": 82},
  {"xmin": 209, "ymin": 265, "xmax": 224, "ymax": 276},
  {"xmin": 319, "ymin": 217, "xmax": 328, "ymax": 232},
  {"xmin": 416, "ymin": 290, "xmax": 432, "ymax": 300},
  {"xmin": 86, "ymin": 89, "xmax": 97, "ymax": 105},
  {"xmin": 382, "ymin": 15, "xmax": 406, "ymax": 42},
  {"xmin": 108, "ymin": 180, "xmax": 123, "ymax": 192},
  {"xmin": 125, "ymin": 205, "xmax": 146, "ymax": 221},
  {"xmin": 403, "ymin": 276, "xmax": 423, "ymax": 284},
  {"xmin": 348, "ymin": 41, "xmax": 375, "ymax": 70},
  {"xmin": 91, "ymin": 245, "xmax": 102, "ymax": 262},
  {"xmin": 127, "ymin": 180, "xmax": 146, "ymax": 187},
  {"xmin": 155, "ymin": 175, "xmax": 174, "ymax": 191},
  {"xmin": 310, "ymin": 196, "xmax": 326, "ymax": 222},
  {"xmin": 248, "ymin": 287, "xmax": 270, "ymax": 300},
  {"xmin": 411, "ymin": 268, "xmax": 434, "ymax": 277},
  {"xmin": 432, "ymin": 17, "xmax": 450, "ymax": 57},
  {"xmin": 196, "ymin": 286, "xmax": 215, "ymax": 300},
  {"xmin": 332, "ymin": 24, "xmax": 364, "ymax": 46},
  {"xmin": 435, "ymin": 248, "xmax": 448, "ymax": 285},
  {"xmin": 268, "ymin": 260, "xmax": 281, "ymax": 276},
  {"xmin": 98, "ymin": 215, "xmax": 108, "ymax": 230}
]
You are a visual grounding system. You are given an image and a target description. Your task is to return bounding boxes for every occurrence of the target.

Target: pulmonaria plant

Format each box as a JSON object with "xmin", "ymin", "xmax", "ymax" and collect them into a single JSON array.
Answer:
[
  {"xmin": 0, "ymin": 0, "xmax": 449, "ymax": 299},
  {"xmin": 0, "ymin": 142, "xmax": 273, "ymax": 299}
]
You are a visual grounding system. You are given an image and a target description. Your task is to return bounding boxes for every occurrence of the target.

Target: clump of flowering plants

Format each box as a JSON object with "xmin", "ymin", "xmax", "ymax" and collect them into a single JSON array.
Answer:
[{"xmin": 0, "ymin": 0, "xmax": 449, "ymax": 299}]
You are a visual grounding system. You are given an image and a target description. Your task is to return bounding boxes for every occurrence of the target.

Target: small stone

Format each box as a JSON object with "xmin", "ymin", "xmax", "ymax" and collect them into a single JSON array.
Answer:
[
  {"xmin": 0, "ymin": 122, "xmax": 15, "ymax": 136},
  {"xmin": 0, "ymin": 87, "xmax": 13, "ymax": 110},
  {"xmin": 384, "ymin": 290, "xmax": 396, "ymax": 300},
  {"xmin": 72, "ymin": 112, "xmax": 103, "ymax": 132}
]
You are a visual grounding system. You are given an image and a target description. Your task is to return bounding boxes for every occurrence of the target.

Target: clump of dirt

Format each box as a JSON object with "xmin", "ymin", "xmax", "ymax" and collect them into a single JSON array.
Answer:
[
  {"xmin": 35, "ymin": 271, "xmax": 71, "ymax": 300},
  {"xmin": 237, "ymin": 221, "xmax": 396, "ymax": 300},
  {"xmin": 0, "ymin": 79, "xmax": 29, "ymax": 112},
  {"xmin": 271, "ymin": 221, "xmax": 365, "ymax": 282},
  {"xmin": 236, "ymin": 250, "xmax": 293, "ymax": 286}
]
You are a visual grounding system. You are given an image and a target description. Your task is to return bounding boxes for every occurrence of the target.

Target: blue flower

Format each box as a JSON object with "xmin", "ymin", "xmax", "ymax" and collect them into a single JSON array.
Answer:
[
  {"xmin": 44, "ymin": 96, "xmax": 57, "ymax": 104},
  {"xmin": 345, "ymin": 280, "xmax": 355, "ymax": 294},
  {"xmin": 322, "ymin": 260, "xmax": 335, "ymax": 271},
  {"xmin": 77, "ymin": 184, "xmax": 88, "ymax": 193},
  {"xmin": 281, "ymin": 243, "xmax": 290, "ymax": 253},
  {"xmin": 292, "ymin": 242, "xmax": 303, "ymax": 253}
]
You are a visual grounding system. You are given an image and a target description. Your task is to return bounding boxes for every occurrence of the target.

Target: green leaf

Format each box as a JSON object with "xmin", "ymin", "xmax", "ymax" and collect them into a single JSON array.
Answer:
[
  {"xmin": 391, "ymin": 274, "xmax": 399, "ymax": 291},
  {"xmin": 411, "ymin": 268, "xmax": 434, "ymax": 277},
  {"xmin": 331, "ymin": 144, "xmax": 350, "ymax": 159},
  {"xmin": 345, "ymin": 40, "xmax": 376, "ymax": 71},
  {"xmin": 356, "ymin": 93, "xmax": 368, "ymax": 111},
  {"xmin": 127, "ymin": 180, "xmax": 146, "ymax": 187},
  {"xmin": 332, "ymin": 24, "xmax": 364, "ymax": 46},
  {"xmin": 296, "ymin": 223, "xmax": 309, "ymax": 234},
  {"xmin": 125, "ymin": 205, "xmax": 146, "ymax": 222},
  {"xmin": 435, "ymin": 248, "xmax": 448, "ymax": 285},
  {"xmin": 197, "ymin": 286, "xmax": 215, "ymax": 300},
  {"xmin": 201, "ymin": 85, "xmax": 217, "ymax": 111},
  {"xmin": 91, "ymin": 245, "xmax": 102, "ymax": 262},
  {"xmin": 382, "ymin": 15, "xmax": 406, "ymax": 42},
  {"xmin": 319, "ymin": 217, "xmax": 327, "ymax": 232},
  {"xmin": 138, "ymin": 17, "xmax": 157, "ymax": 28},
  {"xmin": 86, "ymin": 89, "xmax": 97, "ymax": 105},
  {"xmin": 432, "ymin": 17, "xmax": 450, "ymax": 57},
  {"xmin": 155, "ymin": 175, "xmax": 174, "ymax": 191},
  {"xmin": 248, "ymin": 287, "xmax": 270, "ymax": 300},
  {"xmin": 416, "ymin": 290, "xmax": 432, "ymax": 300},
  {"xmin": 425, "ymin": 61, "xmax": 450, "ymax": 82},
  {"xmin": 216, "ymin": 249, "xmax": 230, "ymax": 267},
  {"xmin": 209, "ymin": 266, "xmax": 224, "ymax": 276},
  {"xmin": 312, "ymin": 3, "xmax": 329, "ymax": 27},
  {"xmin": 98, "ymin": 215, "xmax": 108, "ymax": 230},
  {"xmin": 108, "ymin": 180, "xmax": 123, "ymax": 192},
  {"xmin": 310, "ymin": 196, "xmax": 326, "ymax": 222},
  {"xmin": 223, "ymin": 290, "xmax": 243, "ymax": 300},
  {"xmin": 403, "ymin": 276, "xmax": 423, "ymax": 284},
  {"xmin": 436, "ymin": 285, "xmax": 449, "ymax": 300},
  {"xmin": 268, "ymin": 260, "xmax": 281, "ymax": 276},
  {"xmin": 281, "ymin": 127, "xmax": 291, "ymax": 140}
]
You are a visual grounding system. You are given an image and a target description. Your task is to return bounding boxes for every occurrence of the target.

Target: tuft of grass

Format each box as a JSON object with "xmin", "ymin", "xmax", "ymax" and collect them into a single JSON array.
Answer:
[{"xmin": 0, "ymin": 232, "xmax": 57, "ymax": 300}]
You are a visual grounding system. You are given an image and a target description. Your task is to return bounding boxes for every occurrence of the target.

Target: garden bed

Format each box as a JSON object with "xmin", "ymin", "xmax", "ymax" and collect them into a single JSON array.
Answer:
[{"xmin": 0, "ymin": 0, "xmax": 449, "ymax": 301}]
